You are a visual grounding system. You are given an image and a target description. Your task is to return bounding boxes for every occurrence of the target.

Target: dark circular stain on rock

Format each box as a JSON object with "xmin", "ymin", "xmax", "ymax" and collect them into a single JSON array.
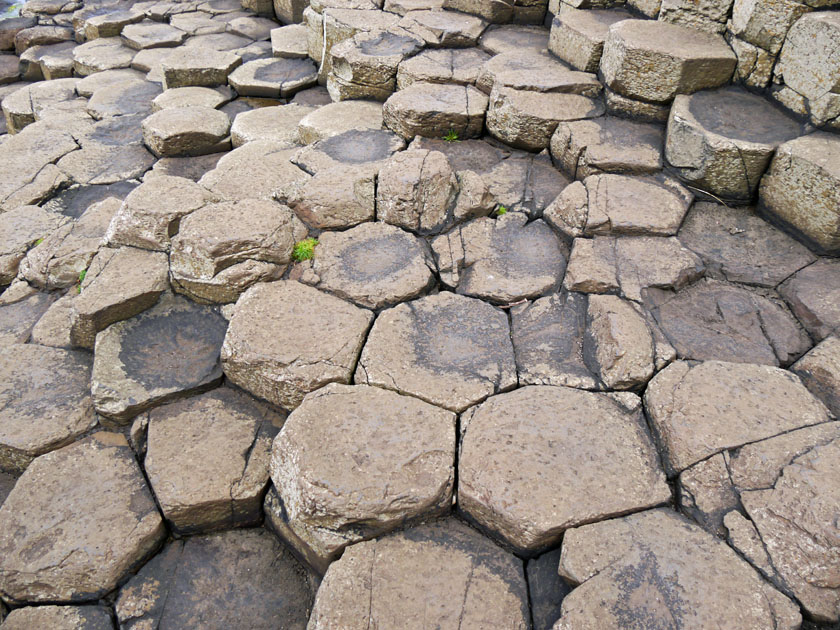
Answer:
[
  {"xmin": 337, "ymin": 234, "xmax": 417, "ymax": 283},
  {"xmin": 359, "ymin": 32, "xmax": 420, "ymax": 57},
  {"xmin": 317, "ymin": 129, "xmax": 402, "ymax": 164},
  {"xmin": 253, "ymin": 57, "xmax": 317, "ymax": 83}
]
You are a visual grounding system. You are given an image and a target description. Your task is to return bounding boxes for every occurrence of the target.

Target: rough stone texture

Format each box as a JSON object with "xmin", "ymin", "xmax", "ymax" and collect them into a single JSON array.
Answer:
[
  {"xmin": 0, "ymin": 204, "xmax": 68, "ymax": 284},
  {"xmin": 780, "ymin": 258, "xmax": 840, "ymax": 341},
  {"xmin": 396, "ymin": 47, "xmax": 490, "ymax": 89},
  {"xmin": 161, "ymin": 46, "xmax": 242, "ymax": 88},
  {"xmin": 29, "ymin": 293, "xmax": 75, "ymax": 349},
  {"xmin": 645, "ymin": 279, "xmax": 811, "ymax": 367},
  {"xmin": 91, "ymin": 292, "xmax": 227, "ymax": 421},
  {"xmin": 600, "ymin": 19, "xmax": 736, "ymax": 103},
  {"xmin": 307, "ymin": 222, "xmax": 435, "ymax": 309},
  {"xmin": 479, "ymin": 24, "xmax": 548, "ymax": 55},
  {"xmin": 170, "ymin": 198, "xmax": 306, "ymax": 303},
  {"xmin": 527, "ymin": 548, "xmax": 570, "ymax": 630},
  {"xmin": 73, "ymin": 37, "xmax": 136, "ymax": 75},
  {"xmin": 228, "ymin": 56, "xmax": 317, "ymax": 97},
  {"xmin": 556, "ymin": 509, "xmax": 801, "ymax": 630},
  {"xmin": 442, "ymin": 0, "xmax": 513, "ymax": 23},
  {"xmin": 0, "ymin": 605, "xmax": 113, "ymax": 630},
  {"xmin": 142, "ymin": 105, "xmax": 231, "ymax": 157},
  {"xmin": 271, "ymin": 23, "xmax": 308, "ymax": 58},
  {"xmin": 665, "ymin": 87, "xmax": 802, "ymax": 201},
  {"xmin": 297, "ymin": 99, "xmax": 383, "ymax": 144},
  {"xmin": 152, "ymin": 86, "xmax": 231, "ymax": 112},
  {"xmin": 383, "ymin": 82, "xmax": 488, "ymax": 139},
  {"xmin": 144, "ymin": 387, "xmax": 282, "ymax": 533},
  {"xmin": 292, "ymin": 128, "xmax": 404, "ymax": 174},
  {"xmin": 269, "ymin": 384, "xmax": 455, "ymax": 572},
  {"xmin": 544, "ymin": 174, "xmax": 693, "ymax": 239},
  {"xmin": 646, "ymin": 360, "xmax": 831, "ymax": 475},
  {"xmin": 434, "ymin": 212, "xmax": 568, "ymax": 303},
  {"xmin": 550, "ymin": 116, "xmax": 664, "ymax": 180},
  {"xmin": 397, "ymin": 9, "xmax": 488, "ymax": 48},
  {"xmin": 121, "ymin": 21, "xmax": 187, "ymax": 49},
  {"xmin": 0, "ymin": 344, "xmax": 95, "ymax": 474},
  {"xmin": 0, "ymin": 433, "xmax": 165, "ymax": 603},
  {"xmin": 678, "ymin": 201, "xmax": 817, "ymax": 287},
  {"xmin": 476, "ymin": 49, "xmax": 602, "ymax": 95},
  {"xmin": 106, "ymin": 174, "xmax": 217, "ymax": 251},
  {"xmin": 83, "ymin": 8, "xmax": 145, "ymax": 40},
  {"xmin": 0, "ymin": 282, "xmax": 54, "ymax": 345},
  {"xmin": 222, "ymin": 280, "xmax": 373, "ymax": 411},
  {"xmin": 777, "ymin": 12, "xmax": 840, "ymax": 103},
  {"xmin": 87, "ymin": 79, "xmax": 161, "ymax": 120},
  {"xmin": 792, "ymin": 335, "xmax": 840, "ymax": 416},
  {"xmin": 69, "ymin": 246, "xmax": 168, "ymax": 349},
  {"xmin": 459, "ymin": 386, "xmax": 669, "ymax": 552},
  {"xmin": 758, "ymin": 131, "xmax": 840, "ymax": 254},
  {"xmin": 355, "ymin": 292, "xmax": 517, "ymax": 412},
  {"xmin": 278, "ymin": 165, "xmax": 376, "ymax": 229},
  {"xmin": 116, "ymin": 529, "xmax": 313, "ymax": 630},
  {"xmin": 549, "ymin": 6, "xmax": 632, "ymax": 72},
  {"xmin": 307, "ymin": 519, "xmax": 529, "ymax": 629},
  {"xmin": 230, "ymin": 103, "xmax": 314, "ymax": 147}
]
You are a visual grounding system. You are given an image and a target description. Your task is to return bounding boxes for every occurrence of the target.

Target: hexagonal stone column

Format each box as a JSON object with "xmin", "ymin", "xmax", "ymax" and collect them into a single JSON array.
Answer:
[
  {"xmin": 0, "ymin": 344, "xmax": 95, "ymax": 473},
  {"xmin": 759, "ymin": 131, "xmax": 840, "ymax": 254},
  {"xmin": 142, "ymin": 105, "xmax": 231, "ymax": 157},
  {"xmin": 355, "ymin": 292, "xmax": 516, "ymax": 412},
  {"xmin": 0, "ymin": 433, "xmax": 165, "ymax": 603},
  {"xmin": 791, "ymin": 336, "xmax": 840, "ymax": 417},
  {"xmin": 397, "ymin": 9, "xmax": 488, "ymax": 48},
  {"xmin": 144, "ymin": 388, "xmax": 283, "ymax": 533},
  {"xmin": 383, "ymin": 82, "xmax": 488, "ymax": 139},
  {"xmin": 600, "ymin": 20, "xmax": 736, "ymax": 105},
  {"xmin": 228, "ymin": 57, "xmax": 318, "ymax": 98},
  {"xmin": 442, "ymin": 0, "xmax": 513, "ymax": 23},
  {"xmin": 161, "ymin": 47, "xmax": 242, "ymax": 88},
  {"xmin": 777, "ymin": 13, "xmax": 840, "ymax": 103},
  {"xmin": 91, "ymin": 292, "xmax": 228, "ymax": 422},
  {"xmin": 116, "ymin": 529, "xmax": 313, "ymax": 630},
  {"xmin": 308, "ymin": 519, "xmax": 529, "ymax": 628},
  {"xmin": 268, "ymin": 384, "xmax": 455, "ymax": 573},
  {"xmin": 222, "ymin": 281, "xmax": 373, "ymax": 411},
  {"xmin": 459, "ymin": 386, "xmax": 670, "ymax": 553},
  {"xmin": 779, "ymin": 258, "xmax": 840, "ymax": 342},
  {"xmin": 549, "ymin": 6, "xmax": 632, "ymax": 72},
  {"xmin": 665, "ymin": 86, "xmax": 801, "ymax": 201},
  {"xmin": 556, "ymin": 509, "xmax": 801, "ymax": 629}
]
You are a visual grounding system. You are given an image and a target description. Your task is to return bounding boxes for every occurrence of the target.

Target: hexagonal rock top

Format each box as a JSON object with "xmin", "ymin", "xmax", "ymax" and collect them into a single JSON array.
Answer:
[
  {"xmin": 0, "ymin": 344, "xmax": 95, "ymax": 474},
  {"xmin": 555, "ymin": 509, "xmax": 801, "ymax": 630},
  {"xmin": 0, "ymin": 605, "xmax": 113, "ymax": 630},
  {"xmin": 308, "ymin": 222, "xmax": 435, "ymax": 309},
  {"xmin": 308, "ymin": 519, "xmax": 529, "ymax": 629},
  {"xmin": 645, "ymin": 360, "xmax": 831, "ymax": 475},
  {"xmin": 116, "ymin": 529, "xmax": 313, "ymax": 630},
  {"xmin": 355, "ymin": 292, "xmax": 516, "ymax": 412},
  {"xmin": 222, "ymin": 281, "xmax": 373, "ymax": 411},
  {"xmin": 0, "ymin": 433, "xmax": 165, "ymax": 604},
  {"xmin": 459, "ymin": 386, "xmax": 669, "ymax": 553},
  {"xmin": 269, "ymin": 384, "xmax": 456, "ymax": 572},
  {"xmin": 142, "ymin": 105, "xmax": 231, "ymax": 157},
  {"xmin": 600, "ymin": 19, "xmax": 736, "ymax": 104},
  {"xmin": 383, "ymin": 82, "xmax": 489, "ymax": 139},
  {"xmin": 144, "ymin": 387, "xmax": 283, "ymax": 534},
  {"xmin": 228, "ymin": 57, "xmax": 318, "ymax": 98},
  {"xmin": 91, "ymin": 292, "xmax": 228, "ymax": 422},
  {"xmin": 779, "ymin": 258, "xmax": 840, "ymax": 342}
]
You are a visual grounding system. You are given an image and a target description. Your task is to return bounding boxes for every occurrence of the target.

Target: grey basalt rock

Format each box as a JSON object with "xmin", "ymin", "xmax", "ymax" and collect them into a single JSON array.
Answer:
[
  {"xmin": 382, "ymin": 82, "xmax": 488, "ymax": 139},
  {"xmin": 476, "ymin": 49, "xmax": 602, "ymax": 95},
  {"xmin": 548, "ymin": 6, "xmax": 632, "ymax": 72},
  {"xmin": 397, "ymin": 8, "xmax": 488, "ymax": 48},
  {"xmin": 791, "ymin": 335, "xmax": 840, "ymax": 417},
  {"xmin": 291, "ymin": 128, "xmax": 404, "ymax": 174},
  {"xmin": 142, "ymin": 105, "xmax": 232, "ymax": 157},
  {"xmin": 297, "ymin": 99, "xmax": 383, "ymax": 144},
  {"xmin": 277, "ymin": 165, "xmax": 377, "ymax": 229},
  {"xmin": 442, "ymin": 0, "xmax": 513, "ymax": 23},
  {"xmin": 779, "ymin": 258, "xmax": 840, "ymax": 342},
  {"xmin": 230, "ymin": 103, "xmax": 315, "ymax": 148},
  {"xmin": 121, "ymin": 20, "xmax": 187, "ymax": 50},
  {"xmin": 161, "ymin": 46, "xmax": 242, "ymax": 88},
  {"xmin": 227, "ymin": 56, "xmax": 318, "ymax": 97},
  {"xmin": 0, "ymin": 204, "xmax": 68, "ymax": 284},
  {"xmin": 0, "ymin": 606, "xmax": 113, "ymax": 630},
  {"xmin": 72, "ymin": 37, "xmax": 137, "ymax": 75},
  {"xmin": 152, "ymin": 86, "xmax": 231, "ymax": 112},
  {"xmin": 479, "ymin": 24, "xmax": 549, "ymax": 55},
  {"xmin": 396, "ymin": 47, "xmax": 489, "ymax": 89},
  {"xmin": 0, "ymin": 282, "xmax": 56, "ymax": 346}
]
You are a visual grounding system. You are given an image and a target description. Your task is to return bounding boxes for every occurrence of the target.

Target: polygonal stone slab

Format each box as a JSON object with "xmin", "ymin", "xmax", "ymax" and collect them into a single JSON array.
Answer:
[
  {"xmin": 383, "ymin": 82, "xmax": 488, "ymax": 139},
  {"xmin": 121, "ymin": 20, "xmax": 187, "ymax": 50},
  {"xmin": 116, "ymin": 529, "xmax": 313, "ymax": 630},
  {"xmin": 308, "ymin": 222, "xmax": 435, "ymax": 309},
  {"xmin": 0, "ymin": 344, "xmax": 95, "ymax": 474},
  {"xmin": 479, "ymin": 24, "xmax": 549, "ymax": 55},
  {"xmin": 152, "ymin": 86, "xmax": 231, "ymax": 112},
  {"xmin": 443, "ymin": 0, "xmax": 513, "ymax": 23},
  {"xmin": 222, "ymin": 281, "xmax": 373, "ymax": 411},
  {"xmin": 142, "ymin": 105, "xmax": 231, "ymax": 157},
  {"xmin": 86, "ymin": 79, "xmax": 162, "ymax": 120},
  {"xmin": 73, "ymin": 37, "xmax": 136, "ymax": 75},
  {"xmin": 0, "ymin": 605, "xmax": 113, "ymax": 630},
  {"xmin": 161, "ymin": 47, "xmax": 242, "ymax": 88},
  {"xmin": 779, "ymin": 258, "xmax": 840, "ymax": 341},
  {"xmin": 297, "ymin": 99, "xmax": 383, "ymax": 144},
  {"xmin": 665, "ymin": 86, "xmax": 802, "ymax": 201},
  {"xmin": 230, "ymin": 103, "xmax": 314, "ymax": 148},
  {"xmin": 645, "ymin": 278, "xmax": 811, "ymax": 366},
  {"xmin": 600, "ymin": 19, "xmax": 736, "ymax": 103},
  {"xmin": 678, "ymin": 202, "xmax": 817, "ymax": 287},
  {"xmin": 271, "ymin": 24, "xmax": 308, "ymax": 58},
  {"xmin": 269, "ymin": 384, "xmax": 455, "ymax": 573},
  {"xmin": 91, "ymin": 292, "xmax": 227, "ymax": 421},
  {"xmin": 476, "ymin": 49, "xmax": 602, "ymax": 95},
  {"xmin": 144, "ymin": 387, "xmax": 283, "ymax": 533},
  {"xmin": 397, "ymin": 9, "xmax": 488, "ymax": 48},
  {"xmin": 292, "ymin": 128, "xmax": 405, "ymax": 174},
  {"xmin": 307, "ymin": 519, "xmax": 529, "ymax": 628},
  {"xmin": 434, "ymin": 212, "xmax": 568, "ymax": 304},
  {"xmin": 549, "ymin": 6, "xmax": 633, "ymax": 72},
  {"xmin": 277, "ymin": 166, "xmax": 376, "ymax": 229},
  {"xmin": 83, "ymin": 8, "xmax": 145, "ymax": 40},
  {"xmin": 645, "ymin": 360, "xmax": 831, "ymax": 475},
  {"xmin": 0, "ymin": 204, "xmax": 68, "ymax": 284},
  {"xmin": 0, "ymin": 433, "xmax": 166, "ymax": 604},
  {"xmin": 459, "ymin": 386, "xmax": 670, "ymax": 552},
  {"xmin": 556, "ymin": 509, "xmax": 801, "ymax": 630},
  {"xmin": 355, "ymin": 292, "xmax": 516, "ymax": 412},
  {"xmin": 170, "ymin": 198, "xmax": 307, "ymax": 303},
  {"xmin": 0, "ymin": 282, "xmax": 55, "ymax": 346},
  {"xmin": 228, "ymin": 57, "xmax": 317, "ymax": 98},
  {"xmin": 777, "ymin": 12, "xmax": 840, "ymax": 102},
  {"xmin": 791, "ymin": 336, "xmax": 840, "ymax": 417},
  {"xmin": 396, "ymin": 47, "xmax": 489, "ymax": 89}
]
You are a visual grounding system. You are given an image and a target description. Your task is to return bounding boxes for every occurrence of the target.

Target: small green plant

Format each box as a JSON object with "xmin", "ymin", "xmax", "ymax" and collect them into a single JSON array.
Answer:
[
  {"xmin": 496, "ymin": 205, "xmax": 508, "ymax": 216},
  {"xmin": 76, "ymin": 268, "xmax": 87, "ymax": 293},
  {"xmin": 292, "ymin": 238, "xmax": 318, "ymax": 262},
  {"xmin": 34, "ymin": 237, "xmax": 44, "ymax": 246},
  {"xmin": 443, "ymin": 129, "xmax": 459, "ymax": 142}
]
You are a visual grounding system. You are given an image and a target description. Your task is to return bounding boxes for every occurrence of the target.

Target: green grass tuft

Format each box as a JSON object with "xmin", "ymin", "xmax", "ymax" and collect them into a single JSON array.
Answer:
[
  {"xmin": 443, "ymin": 129, "xmax": 459, "ymax": 142},
  {"xmin": 496, "ymin": 205, "xmax": 508, "ymax": 216},
  {"xmin": 34, "ymin": 237, "xmax": 44, "ymax": 246},
  {"xmin": 292, "ymin": 238, "xmax": 319, "ymax": 262}
]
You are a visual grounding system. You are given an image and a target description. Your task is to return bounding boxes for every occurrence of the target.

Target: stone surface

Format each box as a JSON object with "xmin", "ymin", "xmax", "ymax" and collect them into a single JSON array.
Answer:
[
  {"xmin": 269, "ymin": 383, "xmax": 455, "ymax": 572},
  {"xmin": 145, "ymin": 387, "xmax": 282, "ymax": 533},
  {"xmin": 0, "ymin": 204, "xmax": 68, "ymax": 284},
  {"xmin": 222, "ymin": 280, "xmax": 373, "ymax": 410},
  {"xmin": 91, "ymin": 292, "xmax": 227, "ymax": 421},
  {"xmin": 0, "ymin": 606, "xmax": 113, "ymax": 630},
  {"xmin": 278, "ymin": 165, "xmax": 376, "ymax": 229},
  {"xmin": 779, "ymin": 258, "xmax": 840, "ymax": 341},
  {"xmin": 556, "ymin": 509, "xmax": 801, "ymax": 630},
  {"xmin": 297, "ymin": 99, "xmax": 383, "ymax": 144},
  {"xmin": 152, "ymin": 86, "xmax": 231, "ymax": 112},
  {"xmin": 73, "ymin": 37, "xmax": 136, "ymax": 75},
  {"xmin": 307, "ymin": 519, "xmax": 529, "ymax": 629},
  {"xmin": 383, "ymin": 82, "xmax": 488, "ymax": 139},
  {"xmin": 600, "ymin": 19, "xmax": 736, "ymax": 103},
  {"xmin": 355, "ymin": 292, "xmax": 517, "ymax": 412},
  {"xmin": 460, "ymin": 386, "xmax": 668, "ymax": 552},
  {"xmin": 116, "ymin": 529, "xmax": 313, "ymax": 630},
  {"xmin": 0, "ymin": 433, "xmax": 165, "ymax": 603},
  {"xmin": 142, "ymin": 105, "xmax": 231, "ymax": 157},
  {"xmin": 792, "ymin": 335, "xmax": 840, "ymax": 416},
  {"xmin": 678, "ymin": 202, "xmax": 817, "ymax": 287},
  {"xmin": 228, "ymin": 56, "xmax": 317, "ymax": 97},
  {"xmin": 70, "ymin": 246, "xmax": 169, "ymax": 349},
  {"xmin": 308, "ymin": 222, "xmax": 435, "ymax": 309},
  {"xmin": 170, "ymin": 198, "xmax": 306, "ymax": 303},
  {"xmin": 645, "ymin": 279, "xmax": 811, "ymax": 367},
  {"xmin": 397, "ymin": 9, "xmax": 488, "ymax": 47},
  {"xmin": 161, "ymin": 46, "xmax": 242, "ymax": 88},
  {"xmin": 87, "ymin": 79, "xmax": 161, "ymax": 119},
  {"xmin": 121, "ymin": 20, "xmax": 187, "ymax": 49},
  {"xmin": 479, "ymin": 24, "xmax": 548, "ymax": 55},
  {"xmin": 0, "ymin": 282, "xmax": 54, "ymax": 345},
  {"xmin": 271, "ymin": 23, "xmax": 308, "ymax": 58},
  {"xmin": 551, "ymin": 116, "xmax": 663, "ymax": 180},
  {"xmin": 527, "ymin": 548, "xmax": 570, "ymax": 630},
  {"xmin": 230, "ymin": 103, "xmax": 313, "ymax": 147},
  {"xmin": 665, "ymin": 86, "xmax": 802, "ymax": 201},
  {"xmin": 549, "ymin": 7, "xmax": 632, "ymax": 72},
  {"xmin": 434, "ymin": 212, "xmax": 568, "ymax": 303},
  {"xmin": 777, "ymin": 12, "xmax": 840, "ymax": 102},
  {"xmin": 396, "ymin": 47, "xmax": 489, "ymax": 89},
  {"xmin": 476, "ymin": 49, "xmax": 602, "ymax": 95},
  {"xmin": 0, "ymin": 344, "xmax": 95, "ymax": 474},
  {"xmin": 758, "ymin": 131, "xmax": 840, "ymax": 254}
]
